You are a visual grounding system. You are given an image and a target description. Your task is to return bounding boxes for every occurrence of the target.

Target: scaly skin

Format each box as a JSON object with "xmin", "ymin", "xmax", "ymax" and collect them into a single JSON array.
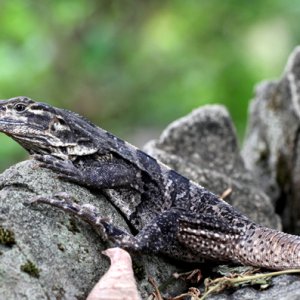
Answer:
[{"xmin": 1, "ymin": 96, "xmax": 300, "ymax": 270}]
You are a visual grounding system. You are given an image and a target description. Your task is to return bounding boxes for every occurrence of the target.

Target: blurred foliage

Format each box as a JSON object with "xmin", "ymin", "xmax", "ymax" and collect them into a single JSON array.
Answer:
[{"xmin": 0, "ymin": 0, "xmax": 299, "ymax": 170}]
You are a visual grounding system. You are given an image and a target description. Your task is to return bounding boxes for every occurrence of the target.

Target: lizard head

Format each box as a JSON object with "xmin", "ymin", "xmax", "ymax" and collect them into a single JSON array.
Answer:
[{"xmin": 0, "ymin": 96, "xmax": 98, "ymax": 159}]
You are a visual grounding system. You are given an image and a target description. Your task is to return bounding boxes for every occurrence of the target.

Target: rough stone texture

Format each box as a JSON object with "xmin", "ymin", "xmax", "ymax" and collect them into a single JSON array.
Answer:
[
  {"xmin": 0, "ymin": 161, "xmax": 186, "ymax": 299},
  {"xmin": 144, "ymin": 105, "xmax": 280, "ymax": 229},
  {"xmin": 242, "ymin": 46, "xmax": 300, "ymax": 234}
]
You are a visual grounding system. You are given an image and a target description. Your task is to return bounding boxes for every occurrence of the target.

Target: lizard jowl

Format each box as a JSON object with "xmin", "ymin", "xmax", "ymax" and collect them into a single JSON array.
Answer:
[{"xmin": 0, "ymin": 96, "xmax": 300, "ymax": 270}]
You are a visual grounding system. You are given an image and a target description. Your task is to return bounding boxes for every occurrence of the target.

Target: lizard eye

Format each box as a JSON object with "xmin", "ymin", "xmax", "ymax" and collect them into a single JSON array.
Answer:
[{"xmin": 14, "ymin": 103, "xmax": 27, "ymax": 113}]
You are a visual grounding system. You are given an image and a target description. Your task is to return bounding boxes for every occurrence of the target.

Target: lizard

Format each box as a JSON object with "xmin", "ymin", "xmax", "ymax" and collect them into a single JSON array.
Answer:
[{"xmin": 0, "ymin": 96, "xmax": 300, "ymax": 270}]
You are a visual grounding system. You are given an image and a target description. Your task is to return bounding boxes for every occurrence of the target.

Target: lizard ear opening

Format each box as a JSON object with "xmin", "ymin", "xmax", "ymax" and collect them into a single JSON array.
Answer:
[
  {"xmin": 56, "ymin": 117, "xmax": 67, "ymax": 126},
  {"xmin": 50, "ymin": 117, "xmax": 69, "ymax": 133}
]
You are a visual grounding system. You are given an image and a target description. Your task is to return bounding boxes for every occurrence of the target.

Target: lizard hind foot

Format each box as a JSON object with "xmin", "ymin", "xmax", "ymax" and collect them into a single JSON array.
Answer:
[
  {"xmin": 30, "ymin": 193, "xmax": 102, "ymax": 220},
  {"xmin": 29, "ymin": 193, "xmax": 140, "ymax": 250},
  {"xmin": 29, "ymin": 192, "xmax": 110, "ymax": 240},
  {"xmin": 30, "ymin": 192, "xmax": 82, "ymax": 212}
]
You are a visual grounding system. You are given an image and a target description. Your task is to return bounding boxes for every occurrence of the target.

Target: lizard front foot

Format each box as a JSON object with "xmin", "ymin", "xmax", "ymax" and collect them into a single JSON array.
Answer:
[{"xmin": 32, "ymin": 155, "xmax": 84, "ymax": 184}]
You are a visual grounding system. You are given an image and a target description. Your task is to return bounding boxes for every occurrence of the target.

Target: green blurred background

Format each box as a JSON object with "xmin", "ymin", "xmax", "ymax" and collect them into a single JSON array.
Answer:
[{"xmin": 0, "ymin": 0, "xmax": 299, "ymax": 171}]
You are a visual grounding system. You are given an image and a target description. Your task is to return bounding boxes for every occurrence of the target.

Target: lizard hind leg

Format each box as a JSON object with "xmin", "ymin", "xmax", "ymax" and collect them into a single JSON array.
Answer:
[
  {"xmin": 30, "ymin": 192, "xmax": 142, "ymax": 250},
  {"xmin": 177, "ymin": 214, "xmax": 246, "ymax": 263},
  {"xmin": 30, "ymin": 193, "xmax": 193, "ymax": 259}
]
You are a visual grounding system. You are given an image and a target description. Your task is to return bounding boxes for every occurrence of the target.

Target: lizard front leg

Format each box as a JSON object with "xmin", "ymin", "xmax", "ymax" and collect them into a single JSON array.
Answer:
[{"xmin": 33, "ymin": 154, "xmax": 139, "ymax": 190}]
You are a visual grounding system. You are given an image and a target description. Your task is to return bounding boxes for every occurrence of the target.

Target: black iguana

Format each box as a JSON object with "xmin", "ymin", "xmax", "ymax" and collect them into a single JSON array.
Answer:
[{"xmin": 0, "ymin": 96, "xmax": 299, "ymax": 270}]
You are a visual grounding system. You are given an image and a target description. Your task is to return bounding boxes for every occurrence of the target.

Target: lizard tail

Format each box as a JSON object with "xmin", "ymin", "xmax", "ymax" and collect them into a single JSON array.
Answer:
[{"xmin": 235, "ymin": 226, "xmax": 300, "ymax": 270}]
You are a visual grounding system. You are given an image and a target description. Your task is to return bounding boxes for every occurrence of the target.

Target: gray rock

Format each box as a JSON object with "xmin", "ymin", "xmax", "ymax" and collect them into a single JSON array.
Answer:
[
  {"xmin": 144, "ymin": 105, "xmax": 280, "ymax": 229},
  {"xmin": 242, "ymin": 46, "xmax": 300, "ymax": 234},
  {"xmin": 0, "ymin": 161, "xmax": 186, "ymax": 299},
  {"xmin": 0, "ymin": 161, "xmax": 121, "ymax": 300}
]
